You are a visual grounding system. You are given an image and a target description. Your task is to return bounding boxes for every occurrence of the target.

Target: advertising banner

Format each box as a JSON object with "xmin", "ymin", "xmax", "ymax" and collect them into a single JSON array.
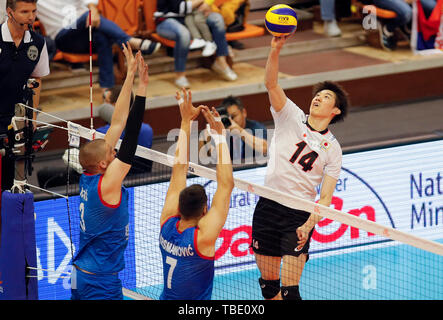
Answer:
[{"xmin": 33, "ymin": 139, "xmax": 443, "ymax": 299}]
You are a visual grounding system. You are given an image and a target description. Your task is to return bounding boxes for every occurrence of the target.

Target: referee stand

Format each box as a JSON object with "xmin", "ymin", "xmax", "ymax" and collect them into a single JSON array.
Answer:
[{"xmin": 0, "ymin": 81, "xmax": 50, "ymax": 300}]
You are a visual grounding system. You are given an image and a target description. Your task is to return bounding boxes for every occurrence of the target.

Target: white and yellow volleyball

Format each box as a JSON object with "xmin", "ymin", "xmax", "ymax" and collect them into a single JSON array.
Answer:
[{"xmin": 265, "ymin": 4, "xmax": 298, "ymax": 37}]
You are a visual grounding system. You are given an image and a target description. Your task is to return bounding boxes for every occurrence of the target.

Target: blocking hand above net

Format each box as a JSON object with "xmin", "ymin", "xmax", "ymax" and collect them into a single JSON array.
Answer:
[
  {"xmin": 159, "ymin": 89, "xmax": 234, "ymax": 300},
  {"xmin": 72, "ymin": 43, "xmax": 148, "ymax": 300},
  {"xmin": 97, "ymin": 44, "xmax": 148, "ymax": 202}
]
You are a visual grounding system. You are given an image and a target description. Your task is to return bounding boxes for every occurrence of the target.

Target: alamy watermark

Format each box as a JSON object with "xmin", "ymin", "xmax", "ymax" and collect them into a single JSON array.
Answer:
[
  {"xmin": 362, "ymin": 6, "xmax": 379, "ymax": 31},
  {"xmin": 165, "ymin": 121, "xmax": 272, "ymax": 166}
]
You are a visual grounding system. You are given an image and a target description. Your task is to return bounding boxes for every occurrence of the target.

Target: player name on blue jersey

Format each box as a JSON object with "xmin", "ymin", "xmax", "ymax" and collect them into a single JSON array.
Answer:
[
  {"xmin": 80, "ymin": 187, "xmax": 88, "ymax": 201},
  {"xmin": 159, "ymin": 233, "xmax": 195, "ymax": 257}
]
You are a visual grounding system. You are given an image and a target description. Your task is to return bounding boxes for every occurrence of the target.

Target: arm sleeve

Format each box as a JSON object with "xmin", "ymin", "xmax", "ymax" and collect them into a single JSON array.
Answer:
[
  {"xmin": 31, "ymin": 42, "xmax": 50, "ymax": 78},
  {"xmin": 116, "ymin": 96, "xmax": 146, "ymax": 165}
]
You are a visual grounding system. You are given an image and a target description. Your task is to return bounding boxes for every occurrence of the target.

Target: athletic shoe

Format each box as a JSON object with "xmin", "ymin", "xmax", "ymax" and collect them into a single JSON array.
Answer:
[
  {"xmin": 228, "ymin": 40, "xmax": 245, "ymax": 50},
  {"xmin": 324, "ymin": 19, "xmax": 342, "ymax": 37},
  {"xmin": 140, "ymin": 39, "xmax": 161, "ymax": 55},
  {"xmin": 377, "ymin": 21, "xmax": 397, "ymax": 51},
  {"xmin": 189, "ymin": 38, "xmax": 206, "ymax": 50},
  {"xmin": 397, "ymin": 24, "xmax": 411, "ymax": 41},
  {"xmin": 211, "ymin": 62, "xmax": 237, "ymax": 81},
  {"xmin": 175, "ymin": 76, "xmax": 190, "ymax": 89},
  {"xmin": 202, "ymin": 41, "xmax": 217, "ymax": 57}
]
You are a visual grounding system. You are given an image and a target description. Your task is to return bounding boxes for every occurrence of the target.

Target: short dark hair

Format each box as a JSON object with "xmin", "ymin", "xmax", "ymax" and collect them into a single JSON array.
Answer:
[
  {"xmin": 179, "ymin": 184, "xmax": 208, "ymax": 219},
  {"xmin": 219, "ymin": 95, "xmax": 244, "ymax": 111},
  {"xmin": 106, "ymin": 85, "xmax": 134, "ymax": 106},
  {"xmin": 79, "ymin": 139, "xmax": 108, "ymax": 173},
  {"xmin": 7, "ymin": 0, "xmax": 38, "ymax": 10},
  {"xmin": 312, "ymin": 81, "xmax": 349, "ymax": 124}
]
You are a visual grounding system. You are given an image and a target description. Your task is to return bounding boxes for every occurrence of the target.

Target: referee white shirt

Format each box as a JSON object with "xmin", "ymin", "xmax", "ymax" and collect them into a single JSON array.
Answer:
[{"xmin": 265, "ymin": 98, "xmax": 342, "ymax": 202}]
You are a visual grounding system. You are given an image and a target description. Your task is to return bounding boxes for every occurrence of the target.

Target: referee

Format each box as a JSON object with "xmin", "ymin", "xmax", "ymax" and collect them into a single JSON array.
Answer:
[{"xmin": 0, "ymin": 0, "xmax": 49, "ymax": 192}]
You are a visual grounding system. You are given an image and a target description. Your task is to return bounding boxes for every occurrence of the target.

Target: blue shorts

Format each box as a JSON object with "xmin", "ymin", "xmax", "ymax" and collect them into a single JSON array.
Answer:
[{"xmin": 71, "ymin": 267, "xmax": 123, "ymax": 300}]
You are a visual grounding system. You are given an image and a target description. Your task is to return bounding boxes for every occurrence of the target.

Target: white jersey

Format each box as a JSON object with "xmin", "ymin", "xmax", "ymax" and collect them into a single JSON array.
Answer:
[{"xmin": 265, "ymin": 98, "xmax": 342, "ymax": 202}]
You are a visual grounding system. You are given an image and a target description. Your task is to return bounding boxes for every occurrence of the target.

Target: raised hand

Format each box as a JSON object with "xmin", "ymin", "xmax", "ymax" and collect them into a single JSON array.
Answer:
[
  {"xmin": 270, "ymin": 33, "xmax": 292, "ymax": 50},
  {"xmin": 202, "ymin": 107, "xmax": 225, "ymax": 136},
  {"xmin": 176, "ymin": 88, "xmax": 207, "ymax": 122},
  {"xmin": 136, "ymin": 51, "xmax": 149, "ymax": 87},
  {"xmin": 122, "ymin": 42, "xmax": 137, "ymax": 76}
]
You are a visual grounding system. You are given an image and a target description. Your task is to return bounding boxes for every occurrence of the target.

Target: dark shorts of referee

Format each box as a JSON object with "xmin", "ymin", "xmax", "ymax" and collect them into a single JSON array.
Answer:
[{"xmin": 251, "ymin": 197, "xmax": 314, "ymax": 262}]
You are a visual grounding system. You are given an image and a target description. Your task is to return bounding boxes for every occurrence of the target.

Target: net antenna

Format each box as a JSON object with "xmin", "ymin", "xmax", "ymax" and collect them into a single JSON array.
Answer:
[{"xmin": 88, "ymin": 9, "xmax": 94, "ymax": 132}]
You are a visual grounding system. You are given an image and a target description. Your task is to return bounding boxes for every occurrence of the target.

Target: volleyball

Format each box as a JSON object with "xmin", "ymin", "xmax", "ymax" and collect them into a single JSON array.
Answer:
[{"xmin": 265, "ymin": 4, "xmax": 298, "ymax": 37}]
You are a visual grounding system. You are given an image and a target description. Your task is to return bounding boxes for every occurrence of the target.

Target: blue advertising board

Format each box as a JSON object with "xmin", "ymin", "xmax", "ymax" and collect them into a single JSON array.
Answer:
[{"xmin": 32, "ymin": 138, "xmax": 443, "ymax": 300}]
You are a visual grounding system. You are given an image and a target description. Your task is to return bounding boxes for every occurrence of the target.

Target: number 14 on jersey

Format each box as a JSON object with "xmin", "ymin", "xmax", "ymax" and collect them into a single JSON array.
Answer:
[{"xmin": 289, "ymin": 141, "xmax": 319, "ymax": 172}]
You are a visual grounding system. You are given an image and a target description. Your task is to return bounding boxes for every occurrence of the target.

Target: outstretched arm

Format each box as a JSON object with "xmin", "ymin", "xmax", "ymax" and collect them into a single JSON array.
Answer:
[
  {"xmin": 104, "ymin": 42, "xmax": 137, "ymax": 150},
  {"xmin": 160, "ymin": 89, "xmax": 207, "ymax": 225},
  {"xmin": 197, "ymin": 108, "xmax": 234, "ymax": 257},
  {"xmin": 265, "ymin": 36, "xmax": 291, "ymax": 112},
  {"xmin": 101, "ymin": 52, "xmax": 149, "ymax": 206}
]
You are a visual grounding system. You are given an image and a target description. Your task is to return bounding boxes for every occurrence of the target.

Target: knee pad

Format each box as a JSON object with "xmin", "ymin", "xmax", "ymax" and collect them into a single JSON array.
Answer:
[
  {"xmin": 258, "ymin": 278, "xmax": 280, "ymax": 300},
  {"xmin": 281, "ymin": 285, "xmax": 302, "ymax": 300}
]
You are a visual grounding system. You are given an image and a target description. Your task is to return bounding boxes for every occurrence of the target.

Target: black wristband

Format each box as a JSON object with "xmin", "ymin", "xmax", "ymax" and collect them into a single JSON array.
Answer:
[{"xmin": 116, "ymin": 95, "xmax": 146, "ymax": 165}]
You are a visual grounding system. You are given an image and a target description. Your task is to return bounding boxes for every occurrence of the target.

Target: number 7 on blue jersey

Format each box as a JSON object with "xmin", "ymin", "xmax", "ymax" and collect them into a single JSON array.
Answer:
[{"xmin": 165, "ymin": 256, "xmax": 177, "ymax": 289}]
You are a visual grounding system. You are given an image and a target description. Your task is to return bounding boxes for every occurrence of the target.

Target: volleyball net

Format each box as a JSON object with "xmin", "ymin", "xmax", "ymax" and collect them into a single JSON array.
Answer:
[{"xmin": 33, "ymin": 121, "xmax": 443, "ymax": 300}]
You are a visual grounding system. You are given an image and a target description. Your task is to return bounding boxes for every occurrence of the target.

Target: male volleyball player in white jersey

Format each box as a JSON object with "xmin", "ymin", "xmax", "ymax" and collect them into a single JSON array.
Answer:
[
  {"xmin": 251, "ymin": 35, "xmax": 349, "ymax": 300},
  {"xmin": 159, "ymin": 89, "xmax": 234, "ymax": 300}
]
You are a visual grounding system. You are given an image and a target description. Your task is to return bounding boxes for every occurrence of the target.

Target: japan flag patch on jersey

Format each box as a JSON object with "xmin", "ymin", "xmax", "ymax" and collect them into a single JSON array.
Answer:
[{"xmin": 320, "ymin": 139, "xmax": 331, "ymax": 151}]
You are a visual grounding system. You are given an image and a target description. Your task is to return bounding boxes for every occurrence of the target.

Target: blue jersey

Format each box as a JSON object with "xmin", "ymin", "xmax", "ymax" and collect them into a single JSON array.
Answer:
[
  {"xmin": 159, "ymin": 216, "xmax": 214, "ymax": 300},
  {"xmin": 73, "ymin": 173, "xmax": 129, "ymax": 274}
]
